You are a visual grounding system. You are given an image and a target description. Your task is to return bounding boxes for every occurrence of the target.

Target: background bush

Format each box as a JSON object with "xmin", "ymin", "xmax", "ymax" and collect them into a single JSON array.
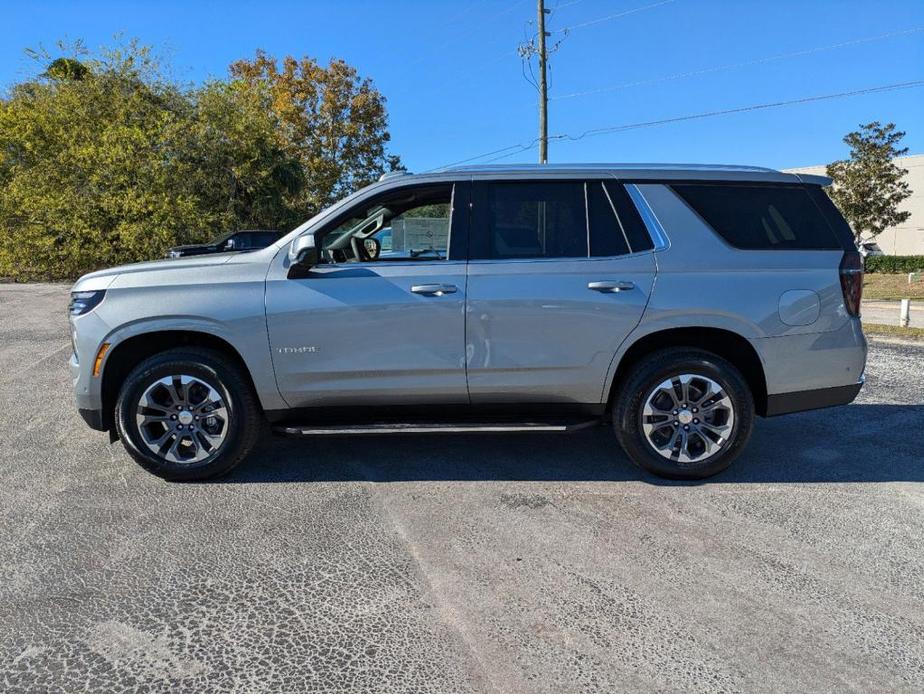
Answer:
[
  {"xmin": 0, "ymin": 40, "xmax": 399, "ymax": 281},
  {"xmin": 865, "ymin": 255, "xmax": 924, "ymax": 273}
]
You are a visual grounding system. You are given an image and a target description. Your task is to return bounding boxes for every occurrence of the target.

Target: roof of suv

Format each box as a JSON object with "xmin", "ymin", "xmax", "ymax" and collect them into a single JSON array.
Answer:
[{"xmin": 385, "ymin": 163, "xmax": 831, "ymax": 186}]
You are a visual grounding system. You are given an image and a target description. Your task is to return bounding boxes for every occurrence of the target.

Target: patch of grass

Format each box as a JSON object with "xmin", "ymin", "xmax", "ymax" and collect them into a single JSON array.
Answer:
[
  {"xmin": 863, "ymin": 273, "xmax": 924, "ymax": 301},
  {"xmin": 862, "ymin": 322, "xmax": 924, "ymax": 340}
]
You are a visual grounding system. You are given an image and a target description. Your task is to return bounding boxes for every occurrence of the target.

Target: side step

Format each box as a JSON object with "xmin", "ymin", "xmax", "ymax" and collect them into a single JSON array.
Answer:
[{"xmin": 273, "ymin": 420, "xmax": 599, "ymax": 437}]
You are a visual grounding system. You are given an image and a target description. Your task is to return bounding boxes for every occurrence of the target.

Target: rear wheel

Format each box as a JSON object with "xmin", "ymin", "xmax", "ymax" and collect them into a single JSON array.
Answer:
[
  {"xmin": 613, "ymin": 348, "xmax": 754, "ymax": 479},
  {"xmin": 114, "ymin": 348, "xmax": 261, "ymax": 481}
]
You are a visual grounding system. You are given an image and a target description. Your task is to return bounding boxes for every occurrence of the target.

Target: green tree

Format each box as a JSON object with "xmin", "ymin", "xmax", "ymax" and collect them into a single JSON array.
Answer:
[
  {"xmin": 230, "ymin": 50, "xmax": 401, "ymax": 219},
  {"xmin": 0, "ymin": 41, "xmax": 198, "ymax": 279},
  {"xmin": 43, "ymin": 57, "xmax": 90, "ymax": 81},
  {"xmin": 181, "ymin": 80, "xmax": 304, "ymax": 234},
  {"xmin": 0, "ymin": 40, "xmax": 399, "ymax": 281},
  {"xmin": 826, "ymin": 122, "xmax": 912, "ymax": 245}
]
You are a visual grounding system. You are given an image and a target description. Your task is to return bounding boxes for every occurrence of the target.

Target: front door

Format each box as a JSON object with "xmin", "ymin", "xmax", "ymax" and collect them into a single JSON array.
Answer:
[
  {"xmin": 266, "ymin": 182, "xmax": 470, "ymax": 408},
  {"xmin": 465, "ymin": 179, "xmax": 657, "ymax": 405}
]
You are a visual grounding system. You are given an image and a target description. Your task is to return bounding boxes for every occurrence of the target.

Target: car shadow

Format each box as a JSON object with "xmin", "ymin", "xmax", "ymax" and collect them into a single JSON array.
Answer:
[{"xmin": 216, "ymin": 404, "xmax": 924, "ymax": 485}]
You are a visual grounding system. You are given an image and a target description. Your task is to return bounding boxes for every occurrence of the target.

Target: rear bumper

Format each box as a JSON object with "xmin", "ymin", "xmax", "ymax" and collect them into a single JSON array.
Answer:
[{"xmin": 764, "ymin": 381, "xmax": 863, "ymax": 417}]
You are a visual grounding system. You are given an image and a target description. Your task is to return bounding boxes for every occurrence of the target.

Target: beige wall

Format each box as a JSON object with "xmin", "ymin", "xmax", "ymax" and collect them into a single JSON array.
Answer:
[{"xmin": 784, "ymin": 153, "xmax": 924, "ymax": 255}]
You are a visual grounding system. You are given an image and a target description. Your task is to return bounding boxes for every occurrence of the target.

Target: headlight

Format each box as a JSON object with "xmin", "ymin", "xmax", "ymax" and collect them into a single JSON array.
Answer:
[{"xmin": 69, "ymin": 290, "xmax": 106, "ymax": 316}]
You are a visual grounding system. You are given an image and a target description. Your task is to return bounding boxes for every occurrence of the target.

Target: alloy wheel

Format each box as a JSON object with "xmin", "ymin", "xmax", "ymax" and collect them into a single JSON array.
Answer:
[
  {"xmin": 134, "ymin": 374, "xmax": 230, "ymax": 464},
  {"xmin": 641, "ymin": 374, "xmax": 735, "ymax": 464}
]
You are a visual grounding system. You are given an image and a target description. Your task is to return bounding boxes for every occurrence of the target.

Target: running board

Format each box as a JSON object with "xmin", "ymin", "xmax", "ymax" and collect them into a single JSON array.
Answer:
[{"xmin": 273, "ymin": 420, "xmax": 599, "ymax": 437}]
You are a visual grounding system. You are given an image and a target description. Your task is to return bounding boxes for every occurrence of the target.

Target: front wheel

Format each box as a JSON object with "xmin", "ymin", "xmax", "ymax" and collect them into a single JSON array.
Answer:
[
  {"xmin": 114, "ymin": 347, "xmax": 261, "ymax": 481},
  {"xmin": 613, "ymin": 348, "xmax": 754, "ymax": 479}
]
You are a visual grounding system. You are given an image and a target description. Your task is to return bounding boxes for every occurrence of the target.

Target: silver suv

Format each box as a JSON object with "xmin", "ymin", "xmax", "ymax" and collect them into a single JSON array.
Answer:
[{"xmin": 69, "ymin": 164, "xmax": 866, "ymax": 481}]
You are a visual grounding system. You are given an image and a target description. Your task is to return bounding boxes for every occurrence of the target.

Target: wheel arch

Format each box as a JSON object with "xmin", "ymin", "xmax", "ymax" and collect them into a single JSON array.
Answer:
[
  {"xmin": 606, "ymin": 326, "xmax": 769, "ymax": 416},
  {"xmin": 100, "ymin": 330, "xmax": 261, "ymax": 431}
]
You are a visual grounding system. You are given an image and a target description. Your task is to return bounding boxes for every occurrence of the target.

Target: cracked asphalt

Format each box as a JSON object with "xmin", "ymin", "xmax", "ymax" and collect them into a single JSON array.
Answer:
[{"xmin": 1, "ymin": 283, "xmax": 923, "ymax": 693}]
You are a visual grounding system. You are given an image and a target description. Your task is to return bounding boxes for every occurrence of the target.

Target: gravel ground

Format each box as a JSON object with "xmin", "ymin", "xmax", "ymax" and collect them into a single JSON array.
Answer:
[{"xmin": 1, "ymin": 283, "xmax": 923, "ymax": 693}]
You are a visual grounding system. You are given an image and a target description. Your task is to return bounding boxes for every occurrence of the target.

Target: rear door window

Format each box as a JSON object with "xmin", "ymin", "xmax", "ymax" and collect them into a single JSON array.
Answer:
[
  {"xmin": 471, "ymin": 182, "xmax": 587, "ymax": 259},
  {"xmin": 671, "ymin": 183, "xmax": 843, "ymax": 250},
  {"xmin": 587, "ymin": 182, "xmax": 654, "ymax": 256},
  {"xmin": 587, "ymin": 182, "xmax": 629, "ymax": 257}
]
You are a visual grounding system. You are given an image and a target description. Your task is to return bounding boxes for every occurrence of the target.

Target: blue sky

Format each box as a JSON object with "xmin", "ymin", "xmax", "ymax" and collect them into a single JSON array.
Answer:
[{"xmin": 2, "ymin": 0, "xmax": 922, "ymax": 172}]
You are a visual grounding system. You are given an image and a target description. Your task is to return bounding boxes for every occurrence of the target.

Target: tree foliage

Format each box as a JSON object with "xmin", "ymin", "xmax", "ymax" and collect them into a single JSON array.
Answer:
[
  {"xmin": 0, "ymin": 40, "xmax": 398, "ymax": 280},
  {"xmin": 230, "ymin": 50, "xmax": 401, "ymax": 219},
  {"xmin": 826, "ymin": 122, "xmax": 912, "ymax": 244}
]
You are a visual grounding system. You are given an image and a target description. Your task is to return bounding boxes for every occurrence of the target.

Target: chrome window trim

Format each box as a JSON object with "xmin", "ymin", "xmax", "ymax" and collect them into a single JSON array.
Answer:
[
  {"xmin": 466, "ymin": 256, "xmax": 606, "ymax": 266},
  {"xmin": 625, "ymin": 183, "xmax": 670, "ymax": 251},
  {"xmin": 446, "ymin": 182, "xmax": 455, "ymax": 258},
  {"xmin": 583, "ymin": 182, "xmax": 591, "ymax": 258}
]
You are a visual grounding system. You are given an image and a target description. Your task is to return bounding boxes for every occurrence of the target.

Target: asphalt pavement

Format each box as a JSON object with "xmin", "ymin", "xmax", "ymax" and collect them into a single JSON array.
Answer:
[{"xmin": 1, "ymin": 283, "xmax": 923, "ymax": 693}]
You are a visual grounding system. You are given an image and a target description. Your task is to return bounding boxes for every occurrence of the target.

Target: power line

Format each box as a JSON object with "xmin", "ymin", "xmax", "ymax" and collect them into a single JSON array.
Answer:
[
  {"xmin": 552, "ymin": 25, "xmax": 924, "ymax": 100},
  {"xmin": 438, "ymin": 143, "xmax": 536, "ymax": 169},
  {"xmin": 562, "ymin": 80, "xmax": 924, "ymax": 141},
  {"xmin": 433, "ymin": 79, "xmax": 924, "ymax": 169},
  {"xmin": 555, "ymin": 0, "xmax": 675, "ymax": 33},
  {"xmin": 400, "ymin": 0, "xmax": 526, "ymax": 71}
]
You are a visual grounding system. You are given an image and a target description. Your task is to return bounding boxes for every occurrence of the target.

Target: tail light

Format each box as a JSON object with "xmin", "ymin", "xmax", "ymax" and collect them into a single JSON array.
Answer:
[{"xmin": 839, "ymin": 251, "xmax": 863, "ymax": 317}]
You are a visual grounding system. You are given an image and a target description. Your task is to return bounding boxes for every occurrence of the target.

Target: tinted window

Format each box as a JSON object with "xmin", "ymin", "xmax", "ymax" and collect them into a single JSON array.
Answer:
[
  {"xmin": 253, "ymin": 232, "xmax": 281, "ymax": 246},
  {"xmin": 227, "ymin": 233, "xmax": 250, "ymax": 249},
  {"xmin": 476, "ymin": 182, "xmax": 587, "ymax": 259},
  {"xmin": 672, "ymin": 183, "xmax": 841, "ymax": 250},
  {"xmin": 588, "ymin": 182, "xmax": 654, "ymax": 256},
  {"xmin": 587, "ymin": 183, "xmax": 629, "ymax": 256},
  {"xmin": 806, "ymin": 186, "xmax": 855, "ymax": 250},
  {"xmin": 608, "ymin": 183, "xmax": 654, "ymax": 253}
]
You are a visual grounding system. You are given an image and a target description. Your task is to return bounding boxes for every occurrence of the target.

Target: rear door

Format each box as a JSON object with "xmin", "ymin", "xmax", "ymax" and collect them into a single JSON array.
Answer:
[{"xmin": 465, "ymin": 179, "xmax": 657, "ymax": 404}]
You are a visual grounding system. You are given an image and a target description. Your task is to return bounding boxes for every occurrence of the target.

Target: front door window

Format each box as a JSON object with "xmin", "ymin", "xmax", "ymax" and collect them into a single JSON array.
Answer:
[{"xmin": 320, "ymin": 185, "xmax": 454, "ymax": 263}]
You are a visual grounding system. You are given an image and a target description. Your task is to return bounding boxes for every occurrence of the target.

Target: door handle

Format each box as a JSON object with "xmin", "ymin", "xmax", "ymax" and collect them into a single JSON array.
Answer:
[
  {"xmin": 411, "ymin": 283, "xmax": 458, "ymax": 296},
  {"xmin": 588, "ymin": 281, "xmax": 635, "ymax": 293}
]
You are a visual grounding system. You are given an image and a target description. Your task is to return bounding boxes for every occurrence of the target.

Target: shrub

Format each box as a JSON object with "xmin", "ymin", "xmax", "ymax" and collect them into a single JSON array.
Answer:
[
  {"xmin": 0, "ymin": 41, "xmax": 399, "ymax": 281},
  {"xmin": 864, "ymin": 255, "xmax": 924, "ymax": 274}
]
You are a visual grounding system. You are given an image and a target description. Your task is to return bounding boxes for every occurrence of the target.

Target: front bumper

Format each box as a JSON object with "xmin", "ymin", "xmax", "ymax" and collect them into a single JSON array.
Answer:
[{"xmin": 78, "ymin": 407, "xmax": 106, "ymax": 431}]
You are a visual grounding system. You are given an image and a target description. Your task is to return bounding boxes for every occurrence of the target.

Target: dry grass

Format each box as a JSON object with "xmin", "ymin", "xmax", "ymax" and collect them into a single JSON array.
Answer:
[
  {"xmin": 863, "ymin": 273, "xmax": 924, "ymax": 301},
  {"xmin": 863, "ymin": 322, "xmax": 924, "ymax": 341}
]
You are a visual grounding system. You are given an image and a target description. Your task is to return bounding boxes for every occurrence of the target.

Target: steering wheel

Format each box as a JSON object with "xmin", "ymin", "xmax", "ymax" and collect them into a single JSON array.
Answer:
[
  {"xmin": 363, "ymin": 237, "xmax": 381, "ymax": 261},
  {"xmin": 350, "ymin": 235, "xmax": 381, "ymax": 262}
]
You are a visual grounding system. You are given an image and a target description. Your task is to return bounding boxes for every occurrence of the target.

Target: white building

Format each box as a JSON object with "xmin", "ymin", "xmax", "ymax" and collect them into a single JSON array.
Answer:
[{"xmin": 785, "ymin": 153, "xmax": 924, "ymax": 255}]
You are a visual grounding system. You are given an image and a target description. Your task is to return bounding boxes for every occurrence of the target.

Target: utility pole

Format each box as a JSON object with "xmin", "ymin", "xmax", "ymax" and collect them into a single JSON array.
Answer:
[{"xmin": 537, "ymin": 0, "xmax": 550, "ymax": 163}]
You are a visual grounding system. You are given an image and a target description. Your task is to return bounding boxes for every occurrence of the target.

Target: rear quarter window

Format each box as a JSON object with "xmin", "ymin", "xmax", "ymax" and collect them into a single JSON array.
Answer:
[
  {"xmin": 805, "ymin": 186, "xmax": 856, "ymax": 250},
  {"xmin": 671, "ymin": 183, "xmax": 843, "ymax": 250}
]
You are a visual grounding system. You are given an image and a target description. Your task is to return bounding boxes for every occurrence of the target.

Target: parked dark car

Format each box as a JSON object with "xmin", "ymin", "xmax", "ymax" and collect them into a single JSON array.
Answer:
[{"xmin": 166, "ymin": 230, "xmax": 283, "ymax": 258}]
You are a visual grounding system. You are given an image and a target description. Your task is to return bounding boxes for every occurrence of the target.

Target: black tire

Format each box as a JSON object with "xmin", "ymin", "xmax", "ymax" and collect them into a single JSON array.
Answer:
[
  {"xmin": 612, "ymin": 348, "xmax": 754, "ymax": 479},
  {"xmin": 114, "ymin": 347, "xmax": 261, "ymax": 481}
]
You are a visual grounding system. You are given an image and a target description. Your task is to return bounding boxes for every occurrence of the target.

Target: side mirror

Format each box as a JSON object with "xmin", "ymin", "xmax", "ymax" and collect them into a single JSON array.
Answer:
[{"xmin": 289, "ymin": 234, "xmax": 319, "ymax": 267}]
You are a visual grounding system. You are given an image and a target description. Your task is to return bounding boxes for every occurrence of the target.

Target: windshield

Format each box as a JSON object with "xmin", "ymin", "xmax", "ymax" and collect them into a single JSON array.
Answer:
[{"xmin": 207, "ymin": 231, "xmax": 236, "ymax": 246}]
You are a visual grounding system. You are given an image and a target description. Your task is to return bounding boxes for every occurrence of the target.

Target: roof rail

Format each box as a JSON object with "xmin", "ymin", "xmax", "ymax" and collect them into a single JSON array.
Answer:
[{"xmin": 378, "ymin": 170, "xmax": 411, "ymax": 182}]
